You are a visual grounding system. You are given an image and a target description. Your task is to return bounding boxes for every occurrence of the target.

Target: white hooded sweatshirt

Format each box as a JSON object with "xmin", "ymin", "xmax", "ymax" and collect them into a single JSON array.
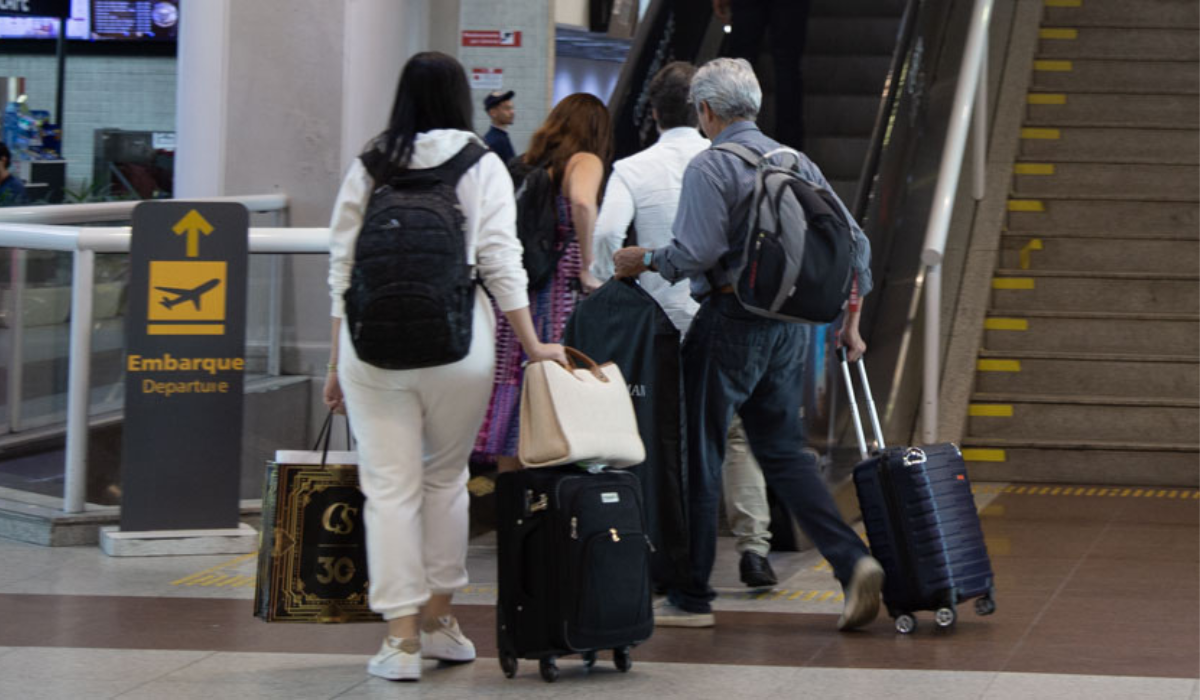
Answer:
[{"xmin": 328, "ymin": 129, "xmax": 530, "ymax": 319}]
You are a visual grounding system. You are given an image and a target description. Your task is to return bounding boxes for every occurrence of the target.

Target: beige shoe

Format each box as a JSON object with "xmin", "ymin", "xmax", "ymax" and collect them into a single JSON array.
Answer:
[
  {"xmin": 837, "ymin": 556, "xmax": 884, "ymax": 631},
  {"xmin": 654, "ymin": 602, "xmax": 715, "ymax": 628},
  {"xmin": 367, "ymin": 636, "xmax": 421, "ymax": 681}
]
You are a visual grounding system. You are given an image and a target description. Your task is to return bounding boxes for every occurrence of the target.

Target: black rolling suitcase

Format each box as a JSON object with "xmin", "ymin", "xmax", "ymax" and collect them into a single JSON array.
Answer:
[
  {"xmin": 495, "ymin": 466, "xmax": 654, "ymax": 682},
  {"xmin": 840, "ymin": 350, "xmax": 997, "ymax": 634}
]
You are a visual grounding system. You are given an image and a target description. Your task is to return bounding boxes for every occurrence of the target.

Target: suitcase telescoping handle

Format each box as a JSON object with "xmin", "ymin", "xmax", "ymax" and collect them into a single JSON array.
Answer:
[{"xmin": 838, "ymin": 347, "xmax": 886, "ymax": 459}]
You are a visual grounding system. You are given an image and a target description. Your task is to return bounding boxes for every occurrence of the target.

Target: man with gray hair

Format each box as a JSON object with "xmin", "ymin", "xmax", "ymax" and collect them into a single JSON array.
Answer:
[{"xmin": 613, "ymin": 57, "xmax": 883, "ymax": 630}]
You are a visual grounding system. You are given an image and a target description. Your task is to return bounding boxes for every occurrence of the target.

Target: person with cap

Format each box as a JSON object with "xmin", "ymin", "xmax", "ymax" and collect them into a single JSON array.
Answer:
[{"xmin": 483, "ymin": 90, "xmax": 516, "ymax": 164}]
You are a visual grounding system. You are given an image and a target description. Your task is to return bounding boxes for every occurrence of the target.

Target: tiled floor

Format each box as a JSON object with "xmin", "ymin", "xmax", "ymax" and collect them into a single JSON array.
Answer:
[{"xmin": 0, "ymin": 482, "xmax": 1196, "ymax": 699}]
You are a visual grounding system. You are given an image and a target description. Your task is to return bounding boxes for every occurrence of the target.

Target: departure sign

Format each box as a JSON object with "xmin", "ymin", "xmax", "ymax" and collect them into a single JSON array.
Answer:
[{"xmin": 121, "ymin": 202, "xmax": 249, "ymax": 532}]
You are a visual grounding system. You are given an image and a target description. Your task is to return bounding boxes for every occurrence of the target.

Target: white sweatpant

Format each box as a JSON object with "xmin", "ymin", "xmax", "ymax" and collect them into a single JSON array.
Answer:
[{"xmin": 338, "ymin": 288, "xmax": 496, "ymax": 620}]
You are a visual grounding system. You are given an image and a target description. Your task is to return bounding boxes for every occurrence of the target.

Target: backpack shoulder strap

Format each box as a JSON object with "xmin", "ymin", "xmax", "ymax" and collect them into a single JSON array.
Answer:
[
  {"xmin": 760, "ymin": 146, "xmax": 803, "ymax": 172},
  {"xmin": 713, "ymin": 142, "xmax": 762, "ymax": 168},
  {"xmin": 390, "ymin": 142, "xmax": 488, "ymax": 189},
  {"xmin": 435, "ymin": 142, "xmax": 489, "ymax": 185},
  {"xmin": 717, "ymin": 142, "xmax": 805, "ymax": 174}
]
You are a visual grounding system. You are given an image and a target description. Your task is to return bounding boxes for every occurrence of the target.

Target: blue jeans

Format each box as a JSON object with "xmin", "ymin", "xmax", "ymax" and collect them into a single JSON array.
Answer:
[{"xmin": 668, "ymin": 294, "xmax": 868, "ymax": 614}]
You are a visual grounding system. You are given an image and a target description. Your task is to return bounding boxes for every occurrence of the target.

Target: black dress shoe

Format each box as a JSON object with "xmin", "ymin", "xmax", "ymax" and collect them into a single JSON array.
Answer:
[{"xmin": 739, "ymin": 551, "xmax": 778, "ymax": 588}]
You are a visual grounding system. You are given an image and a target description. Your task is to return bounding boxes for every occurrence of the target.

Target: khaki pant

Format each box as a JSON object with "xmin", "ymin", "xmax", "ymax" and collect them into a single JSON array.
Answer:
[{"xmin": 722, "ymin": 415, "xmax": 771, "ymax": 557}]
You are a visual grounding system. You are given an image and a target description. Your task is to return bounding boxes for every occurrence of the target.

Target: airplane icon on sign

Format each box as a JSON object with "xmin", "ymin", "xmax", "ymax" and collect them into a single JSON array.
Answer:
[{"xmin": 156, "ymin": 279, "xmax": 220, "ymax": 311}]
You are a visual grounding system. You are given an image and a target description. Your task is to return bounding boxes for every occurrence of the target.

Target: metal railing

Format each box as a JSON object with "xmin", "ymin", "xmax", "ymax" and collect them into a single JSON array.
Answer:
[
  {"xmin": 919, "ymin": 0, "xmax": 994, "ymax": 444},
  {"xmin": 0, "ymin": 194, "xmax": 290, "ymax": 226},
  {"xmin": 0, "ymin": 194, "xmax": 330, "ymax": 514}
]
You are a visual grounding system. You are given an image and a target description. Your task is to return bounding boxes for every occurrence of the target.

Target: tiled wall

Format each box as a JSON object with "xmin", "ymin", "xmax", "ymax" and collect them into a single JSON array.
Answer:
[
  {"xmin": 0, "ymin": 54, "xmax": 176, "ymax": 189},
  {"xmin": 458, "ymin": 0, "xmax": 553, "ymax": 155}
]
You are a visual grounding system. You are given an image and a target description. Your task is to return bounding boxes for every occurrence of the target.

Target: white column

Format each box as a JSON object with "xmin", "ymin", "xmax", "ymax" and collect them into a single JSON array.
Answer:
[
  {"xmin": 174, "ymin": 0, "xmax": 231, "ymax": 198},
  {"xmin": 340, "ymin": 0, "xmax": 428, "ymax": 167}
]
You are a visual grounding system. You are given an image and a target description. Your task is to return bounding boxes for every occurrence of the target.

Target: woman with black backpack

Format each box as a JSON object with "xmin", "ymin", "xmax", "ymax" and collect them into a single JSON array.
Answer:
[{"xmin": 323, "ymin": 51, "xmax": 566, "ymax": 683}]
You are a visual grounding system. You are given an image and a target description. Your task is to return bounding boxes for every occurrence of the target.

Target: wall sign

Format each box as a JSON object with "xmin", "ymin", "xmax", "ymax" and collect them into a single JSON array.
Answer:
[
  {"xmin": 470, "ymin": 67, "xmax": 504, "ymax": 90},
  {"xmin": 121, "ymin": 201, "xmax": 249, "ymax": 532},
  {"xmin": 0, "ymin": 0, "xmax": 69, "ymax": 17},
  {"xmin": 462, "ymin": 30, "xmax": 522, "ymax": 47}
]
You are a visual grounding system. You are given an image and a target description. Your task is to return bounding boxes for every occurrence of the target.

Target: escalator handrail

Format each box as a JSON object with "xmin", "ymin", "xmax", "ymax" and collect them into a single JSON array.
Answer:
[
  {"xmin": 851, "ymin": 0, "xmax": 923, "ymax": 223},
  {"xmin": 607, "ymin": 0, "xmax": 669, "ymax": 130}
]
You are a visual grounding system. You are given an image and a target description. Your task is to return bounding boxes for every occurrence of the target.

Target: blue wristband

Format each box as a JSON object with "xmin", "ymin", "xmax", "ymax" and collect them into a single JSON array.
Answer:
[{"xmin": 642, "ymin": 251, "xmax": 654, "ymax": 269}]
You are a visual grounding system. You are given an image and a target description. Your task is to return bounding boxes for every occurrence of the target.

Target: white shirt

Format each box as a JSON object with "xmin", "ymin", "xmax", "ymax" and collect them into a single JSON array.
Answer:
[
  {"xmin": 328, "ymin": 129, "xmax": 530, "ymax": 319},
  {"xmin": 592, "ymin": 127, "xmax": 710, "ymax": 334}
]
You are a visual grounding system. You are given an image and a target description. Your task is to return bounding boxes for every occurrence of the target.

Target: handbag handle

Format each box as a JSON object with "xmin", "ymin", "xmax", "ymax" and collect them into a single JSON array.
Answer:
[{"xmin": 561, "ymin": 347, "xmax": 609, "ymax": 382}]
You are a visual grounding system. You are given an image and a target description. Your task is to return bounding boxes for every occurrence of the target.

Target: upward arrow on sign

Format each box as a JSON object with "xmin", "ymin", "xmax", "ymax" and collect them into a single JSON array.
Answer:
[{"xmin": 172, "ymin": 210, "xmax": 214, "ymax": 258}]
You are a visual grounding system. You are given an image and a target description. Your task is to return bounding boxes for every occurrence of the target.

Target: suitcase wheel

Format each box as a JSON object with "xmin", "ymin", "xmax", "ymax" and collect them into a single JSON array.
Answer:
[
  {"xmin": 974, "ymin": 595, "xmax": 997, "ymax": 616},
  {"xmin": 895, "ymin": 613, "xmax": 917, "ymax": 635},
  {"xmin": 499, "ymin": 652, "xmax": 518, "ymax": 679},
  {"xmin": 935, "ymin": 607, "xmax": 957, "ymax": 629},
  {"xmin": 539, "ymin": 656, "xmax": 559, "ymax": 683},
  {"xmin": 613, "ymin": 646, "xmax": 633, "ymax": 673},
  {"xmin": 582, "ymin": 650, "xmax": 598, "ymax": 668}
]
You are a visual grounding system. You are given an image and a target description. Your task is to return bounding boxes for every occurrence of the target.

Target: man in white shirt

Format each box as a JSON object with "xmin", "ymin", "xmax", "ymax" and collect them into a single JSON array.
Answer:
[
  {"xmin": 593, "ymin": 61, "xmax": 778, "ymax": 590},
  {"xmin": 593, "ymin": 62, "xmax": 706, "ymax": 333}
]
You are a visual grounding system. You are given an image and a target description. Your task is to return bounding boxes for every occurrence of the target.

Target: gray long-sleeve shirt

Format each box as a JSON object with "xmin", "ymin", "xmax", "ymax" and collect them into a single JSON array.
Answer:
[{"xmin": 651, "ymin": 120, "xmax": 873, "ymax": 301}]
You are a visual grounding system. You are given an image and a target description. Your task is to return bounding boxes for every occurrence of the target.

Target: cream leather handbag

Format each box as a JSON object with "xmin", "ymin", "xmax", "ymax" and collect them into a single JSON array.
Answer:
[{"xmin": 518, "ymin": 348, "xmax": 646, "ymax": 468}]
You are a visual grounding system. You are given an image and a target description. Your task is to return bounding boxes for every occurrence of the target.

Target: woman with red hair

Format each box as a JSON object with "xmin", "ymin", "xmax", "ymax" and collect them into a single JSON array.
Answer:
[{"xmin": 475, "ymin": 93, "xmax": 613, "ymax": 472}]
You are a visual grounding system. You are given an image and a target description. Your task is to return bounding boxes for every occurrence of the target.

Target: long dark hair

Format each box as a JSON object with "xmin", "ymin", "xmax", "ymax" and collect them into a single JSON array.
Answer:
[
  {"xmin": 523, "ymin": 93, "xmax": 612, "ymax": 189},
  {"xmin": 360, "ymin": 51, "xmax": 473, "ymax": 182}
]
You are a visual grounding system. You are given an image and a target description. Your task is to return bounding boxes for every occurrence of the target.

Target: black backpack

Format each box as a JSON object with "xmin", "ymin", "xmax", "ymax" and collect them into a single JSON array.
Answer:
[
  {"xmin": 343, "ymin": 143, "xmax": 487, "ymax": 370},
  {"xmin": 508, "ymin": 157, "xmax": 563, "ymax": 291},
  {"xmin": 715, "ymin": 142, "xmax": 855, "ymax": 324}
]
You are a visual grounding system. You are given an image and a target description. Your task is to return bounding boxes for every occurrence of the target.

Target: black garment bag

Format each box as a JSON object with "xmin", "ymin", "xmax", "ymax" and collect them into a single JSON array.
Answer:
[{"xmin": 562, "ymin": 278, "xmax": 689, "ymax": 590}]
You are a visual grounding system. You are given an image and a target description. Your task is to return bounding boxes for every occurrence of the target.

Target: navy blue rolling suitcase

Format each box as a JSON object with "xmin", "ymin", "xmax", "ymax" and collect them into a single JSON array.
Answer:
[{"xmin": 840, "ymin": 351, "xmax": 997, "ymax": 634}]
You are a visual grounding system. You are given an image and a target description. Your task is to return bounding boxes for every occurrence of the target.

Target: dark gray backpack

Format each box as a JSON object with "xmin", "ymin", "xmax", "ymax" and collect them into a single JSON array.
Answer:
[
  {"xmin": 716, "ymin": 142, "xmax": 855, "ymax": 324},
  {"xmin": 344, "ymin": 143, "xmax": 487, "ymax": 369}
]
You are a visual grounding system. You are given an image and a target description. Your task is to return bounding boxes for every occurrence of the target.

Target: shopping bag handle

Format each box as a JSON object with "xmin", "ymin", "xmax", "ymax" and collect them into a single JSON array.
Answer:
[
  {"xmin": 312, "ymin": 410, "xmax": 353, "ymax": 466},
  {"xmin": 561, "ymin": 347, "xmax": 609, "ymax": 382}
]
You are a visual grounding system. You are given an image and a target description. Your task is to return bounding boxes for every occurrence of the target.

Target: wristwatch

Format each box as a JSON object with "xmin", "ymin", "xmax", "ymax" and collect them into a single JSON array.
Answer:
[{"xmin": 642, "ymin": 250, "xmax": 655, "ymax": 271}]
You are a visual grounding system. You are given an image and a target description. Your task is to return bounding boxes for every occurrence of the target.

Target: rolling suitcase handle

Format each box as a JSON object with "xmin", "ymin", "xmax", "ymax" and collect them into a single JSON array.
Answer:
[{"xmin": 838, "ymin": 347, "xmax": 886, "ymax": 459}]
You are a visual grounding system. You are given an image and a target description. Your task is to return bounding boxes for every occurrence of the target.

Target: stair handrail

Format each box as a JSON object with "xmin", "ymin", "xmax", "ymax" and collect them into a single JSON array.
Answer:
[{"xmin": 919, "ymin": 0, "xmax": 994, "ymax": 444}]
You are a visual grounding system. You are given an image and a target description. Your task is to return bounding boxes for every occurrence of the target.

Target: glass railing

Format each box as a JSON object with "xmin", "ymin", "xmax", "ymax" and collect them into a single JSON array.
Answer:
[
  {"xmin": 0, "ymin": 201, "xmax": 288, "ymax": 434},
  {"xmin": 0, "ymin": 196, "xmax": 327, "ymax": 512}
]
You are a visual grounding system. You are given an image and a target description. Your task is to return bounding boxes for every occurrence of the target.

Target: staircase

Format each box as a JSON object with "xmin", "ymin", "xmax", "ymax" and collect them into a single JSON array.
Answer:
[{"xmin": 962, "ymin": 0, "xmax": 1200, "ymax": 486}]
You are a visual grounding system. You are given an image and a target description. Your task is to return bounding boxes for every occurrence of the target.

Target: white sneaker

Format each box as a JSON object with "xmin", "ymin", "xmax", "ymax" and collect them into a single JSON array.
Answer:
[
  {"xmin": 654, "ymin": 602, "xmax": 715, "ymax": 628},
  {"xmin": 838, "ymin": 556, "xmax": 885, "ymax": 631},
  {"xmin": 420, "ymin": 615, "xmax": 477, "ymax": 663},
  {"xmin": 367, "ymin": 637, "xmax": 421, "ymax": 681}
]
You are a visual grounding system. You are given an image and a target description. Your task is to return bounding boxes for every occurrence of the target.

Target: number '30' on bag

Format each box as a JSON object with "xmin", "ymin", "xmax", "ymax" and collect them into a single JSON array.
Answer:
[{"xmin": 254, "ymin": 412, "xmax": 380, "ymax": 623}]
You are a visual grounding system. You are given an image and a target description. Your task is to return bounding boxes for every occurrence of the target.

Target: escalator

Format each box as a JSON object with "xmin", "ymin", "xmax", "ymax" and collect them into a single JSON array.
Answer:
[{"xmin": 606, "ymin": 0, "xmax": 1020, "ymax": 471}]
